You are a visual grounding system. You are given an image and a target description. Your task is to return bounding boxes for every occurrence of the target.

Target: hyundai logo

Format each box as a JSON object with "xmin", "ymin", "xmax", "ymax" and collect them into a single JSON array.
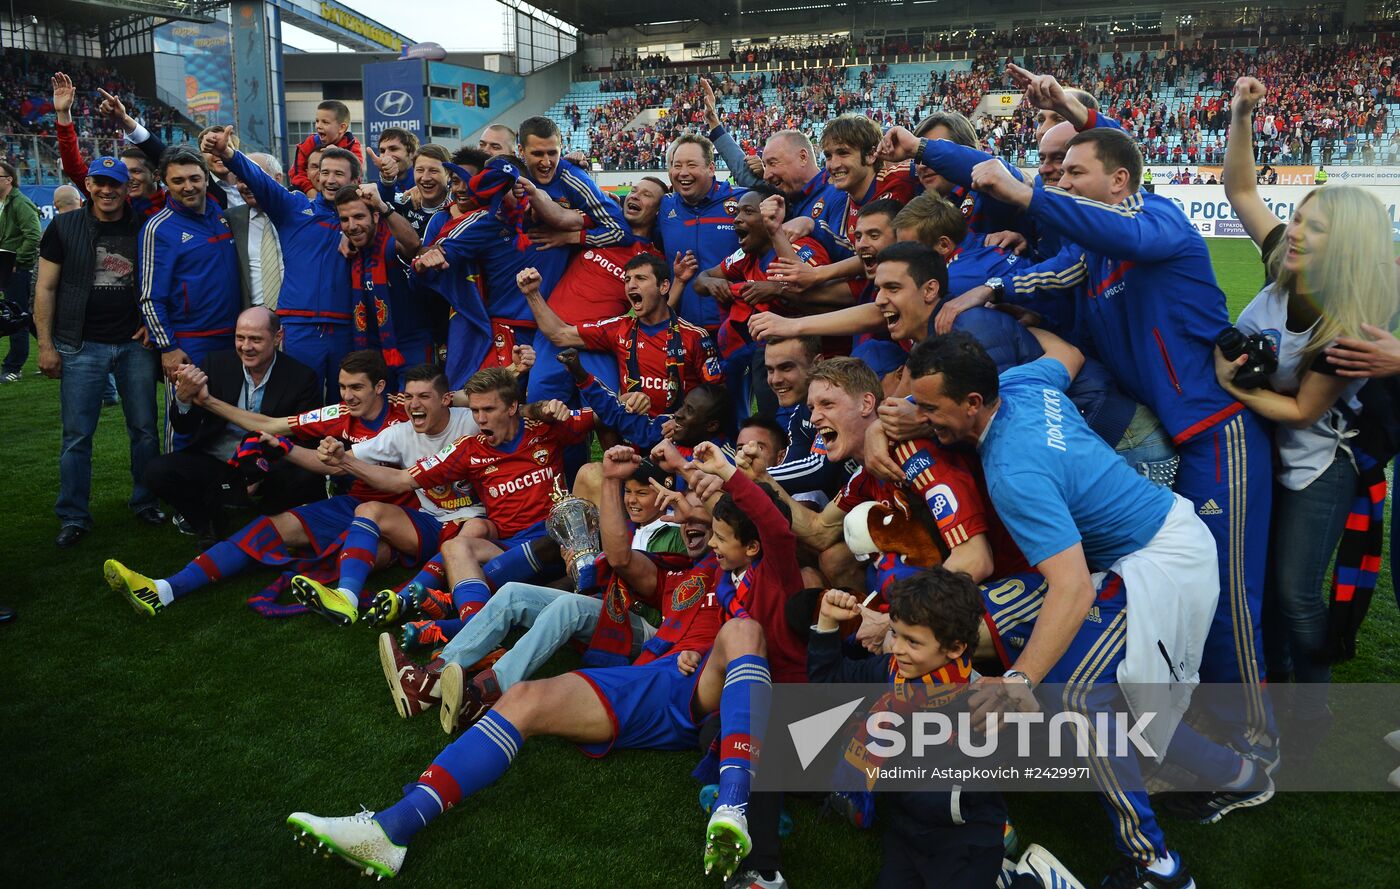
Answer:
[{"xmin": 374, "ymin": 90, "xmax": 415, "ymax": 116}]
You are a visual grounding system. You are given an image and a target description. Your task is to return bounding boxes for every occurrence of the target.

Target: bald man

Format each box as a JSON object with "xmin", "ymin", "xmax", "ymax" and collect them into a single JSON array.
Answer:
[
  {"xmin": 143, "ymin": 306, "xmax": 325, "ymax": 545},
  {"xmin": 52, "ymin": 185, "xmax": 83, "ymax": 214}
]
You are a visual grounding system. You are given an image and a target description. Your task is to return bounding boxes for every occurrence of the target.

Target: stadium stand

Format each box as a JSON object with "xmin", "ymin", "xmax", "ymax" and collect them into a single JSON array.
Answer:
[
  {"xmin": 552, "ymin": 28, "xmax": 1400, "ymax": 171},
  {"xmin": 0, "ymin": 47, "xmax": 193, "ymax": 185}
]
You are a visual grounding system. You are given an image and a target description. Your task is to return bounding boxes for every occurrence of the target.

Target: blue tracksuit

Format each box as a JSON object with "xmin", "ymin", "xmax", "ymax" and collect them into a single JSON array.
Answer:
[
  {"xmin": 575, "ymin": 373, "xmax": 666, "ymax": 449},
  {"xmin": 436, "ymin": 206, "xmax": 532, "ymax": 330},
  {"xmin": 916, "ymin": 139, "xmax": 1031, "ymax": 239},
  {"xmin": 785, "ymin": 170, "xmax": 852, "ymax": 262},
  {"xmin": 225, "ymin": 150, "xmax": 353, "ymax": 399},
  {"xmin": 137, "ymin": 194, "xmax": 241, "ymax": 450},
  {"xmin": 1011, "ymin": 186, "xmax": 1273, "ymax": 744},
  {"xmin": 657, "ymin": 180, "xmax": 746, "ymax": 330},
  {"xmin": 137, "ymin": 195, "xmax": 240, "ymax": 357},
  {"xmin": 946, "ymin": 240, "xmax": 1024, "ymax": 296}
]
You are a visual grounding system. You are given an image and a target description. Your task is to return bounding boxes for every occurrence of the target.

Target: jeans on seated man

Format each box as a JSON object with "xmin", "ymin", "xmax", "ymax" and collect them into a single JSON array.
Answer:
[{"xmin": 143, "ymin": 307, "xmax": 325, "ymax": 545}]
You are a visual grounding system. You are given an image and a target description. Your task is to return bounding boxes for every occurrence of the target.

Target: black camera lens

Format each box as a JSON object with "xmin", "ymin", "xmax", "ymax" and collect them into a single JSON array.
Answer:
[{"xmin": 1216, "ymin": 327, "xmax": 1248, "ymax": 360}]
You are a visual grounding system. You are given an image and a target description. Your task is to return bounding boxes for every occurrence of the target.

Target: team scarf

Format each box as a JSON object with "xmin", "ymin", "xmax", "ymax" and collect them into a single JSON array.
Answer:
[
  {"xmin": 464, "ymin": 157, "xmax": 532, "ymax": 252},
  {"xmin": 623, "ymin": 310, "xmax": 687, "ymax": 412},
  {"xmin": 350, "ymin": 223, "xmax": 404, "ymax": 367},
  {"xmin": 841, "ymin": 655, "xmax": 974, "ymax": 790},
  {"xmin": 715, "ymin": 561, "xmax": 758, "ymax": 621},
  {"xmin": 228, "ymin": 432, "xmax": 292, "ymax": 483},
  {"xmin": 580, "ymin": 551, "xmax": 707, "ymax": 667},
  {"xmin": 1324, "ymin": 446, "xmax": 1389, "ymax": 663}
]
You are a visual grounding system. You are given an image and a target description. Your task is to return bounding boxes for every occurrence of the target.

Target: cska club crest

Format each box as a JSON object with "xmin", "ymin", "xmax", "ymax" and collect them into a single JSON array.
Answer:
[
  {"xmin": 533, "ymin": 447, "xmax": 550, "ymax": 465},
  {"xmin": 353, "ymin": 302, "xmax": 368, "ymax": 332},
  {"xmin": 723, "ymin": 198, "xmax": 739, "ymax": 216},
  {"xmin": 672, "ymin": 576, "xmax": 708, "ymax": 610},
  {"xmin": 810, "ymin": 199, "xmax": 825, "ymax": 218}
]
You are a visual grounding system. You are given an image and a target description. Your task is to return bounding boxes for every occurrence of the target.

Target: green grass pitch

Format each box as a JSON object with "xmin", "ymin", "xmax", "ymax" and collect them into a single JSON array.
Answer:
[{"xmin": 2, "ymin": 238, "xmax": 1396, "ymax": 888}]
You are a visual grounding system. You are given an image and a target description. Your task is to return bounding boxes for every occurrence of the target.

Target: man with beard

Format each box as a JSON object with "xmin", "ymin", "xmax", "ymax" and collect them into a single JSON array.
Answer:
[
  {"xmin": 522, "ymin": 255, "xmax": 722, "ymax": 420},
  {"xmin": 331, "ymin": 185, "xmax": 427, "ymax": 376},
  {"xmin": 524, "ymin": 176, "xmax": 673, "ymax": 403}
]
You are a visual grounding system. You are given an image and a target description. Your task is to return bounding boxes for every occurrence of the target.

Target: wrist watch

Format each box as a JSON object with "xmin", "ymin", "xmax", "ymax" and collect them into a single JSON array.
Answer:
[
  {"xmin": 984, "ymin": 277, "xmax": 1006, "ymax": 302},
  {"xmin": 1003, "ymin": 669, "xmax": 1035, "ymax": 690}
]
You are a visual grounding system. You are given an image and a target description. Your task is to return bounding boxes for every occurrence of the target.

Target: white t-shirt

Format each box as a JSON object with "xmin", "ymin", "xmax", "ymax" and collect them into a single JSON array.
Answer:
[
  {"xmin": 352, "ymin": 407, "xmax": 484, "ymax": 520},
  {"xmin": 1235, "ymin": 282, "xmax": 1364, "ymax": 490}
]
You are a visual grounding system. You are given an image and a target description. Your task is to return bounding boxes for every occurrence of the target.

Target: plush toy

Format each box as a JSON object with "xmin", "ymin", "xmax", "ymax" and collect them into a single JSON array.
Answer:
[{"xmin": 842, "ymin": 496, "xmax": 947, "ymax": 572}]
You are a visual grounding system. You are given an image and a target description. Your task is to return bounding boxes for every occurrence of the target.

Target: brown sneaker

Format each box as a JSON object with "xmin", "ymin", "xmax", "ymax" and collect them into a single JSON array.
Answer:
[
  {"xmin": 439, "ymin": 665, "xmax": 502, "ymax": 735},
  {"xmin": 378, "ymin": 632, "xmax": 441, "ymax": 718}
]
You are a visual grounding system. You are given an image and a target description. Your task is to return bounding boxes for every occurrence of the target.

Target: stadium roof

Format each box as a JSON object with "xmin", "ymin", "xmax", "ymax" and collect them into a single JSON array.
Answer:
[
  {"xmin": 527, "ymin": 0, "xmax": 1204, "ymax": 34},
  {"xmin": 9, "ymin": 0, "xmax": 220, "ymax": 28}
]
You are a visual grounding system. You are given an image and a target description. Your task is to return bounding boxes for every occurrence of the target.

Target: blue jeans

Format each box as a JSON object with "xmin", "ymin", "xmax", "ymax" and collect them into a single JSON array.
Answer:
[
  {"xmin": 1264, "ymin": 453, "xmax": 1356, "ymax": 716},
  {"xmin": 1113, "ymin": 403, "xmax": 1178, "ymax": 484},
  {"xmin": 440, "ymin": 582, "xmax": 655, "ymax": 692},
  {"xmin": 56, "ymin": 339, "xmax": 160, "ymax": 528},
  {"xmin": 1, "ymin": 265, "xmax": 33, "ymax": 375}
]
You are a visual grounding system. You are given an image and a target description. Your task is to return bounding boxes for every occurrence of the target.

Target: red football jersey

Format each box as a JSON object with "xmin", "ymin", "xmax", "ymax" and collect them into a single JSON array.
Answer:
[
  {"xmin": 408, "ymin": 411, "xmax": 596, "ymax": 537},
  {"xmin": 632, "ymin": 557, "xmax": 722, "ymax": 665},
  {"xmin": 577, "ymin": 312, "xmax": 723, "ymax": 416},
  {"xmin": 287, "ymin": 399, "xmax": 414, "ymax": 505},
  {"xmin": 838, "ymin": 437, "xmax": 1028, "ymax": 577},
  {"xmin": 830, "ymin": 161, "xmax": 920, "ymax": 252},
  {"xmin": 548, "ymin": 241, "xmax": 661, "ymax": 326}
]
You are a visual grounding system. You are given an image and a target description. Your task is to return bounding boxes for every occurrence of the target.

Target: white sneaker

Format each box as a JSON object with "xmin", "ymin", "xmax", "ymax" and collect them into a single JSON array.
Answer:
[
  {"xmin": 1016, "ymin": 843, "xmax": 1088, "ymax": 889},
  {"xmin": 725, "ymin": 868, "xmax": 789, "ymax": 889},
  {"xmin": 1384, "ymin": 729, "xmax": 1400, "ymax": 753},
  {"xmin": 287, "ymin": 809, "xmax": 406, "ymax": 879},
  {"xmin": 704, "ymin": 803, "xmax": 752, "ymax": 879}
]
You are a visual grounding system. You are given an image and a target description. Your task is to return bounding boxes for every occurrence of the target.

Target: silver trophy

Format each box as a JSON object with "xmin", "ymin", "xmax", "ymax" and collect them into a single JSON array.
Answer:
[{"xmin": 545, "ymin": 476, "xmax": 601, "ymax": 587}]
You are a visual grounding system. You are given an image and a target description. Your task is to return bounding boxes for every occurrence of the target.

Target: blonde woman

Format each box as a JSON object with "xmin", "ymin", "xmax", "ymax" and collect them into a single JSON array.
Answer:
[{"xmin": 1220, "ymin": 76, "xmax": 1399, "ymax": 740}]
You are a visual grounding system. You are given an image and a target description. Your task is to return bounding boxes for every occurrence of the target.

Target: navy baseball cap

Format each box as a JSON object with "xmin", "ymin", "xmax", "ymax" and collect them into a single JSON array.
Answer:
[{"xmin": 86, "ymin": 156, "xmax": 130, "ymax": 184}]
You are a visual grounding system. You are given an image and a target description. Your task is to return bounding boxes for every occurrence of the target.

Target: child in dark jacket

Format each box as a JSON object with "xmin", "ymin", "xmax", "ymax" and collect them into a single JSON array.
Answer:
[{"xmin": 809, "ymin": 570, "xmax": 1088, "ymax": 889}]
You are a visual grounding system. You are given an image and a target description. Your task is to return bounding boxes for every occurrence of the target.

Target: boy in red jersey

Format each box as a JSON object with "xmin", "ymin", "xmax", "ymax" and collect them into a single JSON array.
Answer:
[{"xmin": 523, "ymin": 254, "xmax": 722, "ymax": 418}]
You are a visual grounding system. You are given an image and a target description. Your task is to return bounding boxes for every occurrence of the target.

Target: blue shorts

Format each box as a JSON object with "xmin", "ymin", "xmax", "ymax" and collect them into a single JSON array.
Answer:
[
  {"xmin": 574, "ymin": 652, "xmax": 706, "ymax": 757},
  {"xmin": 979, "ymin": 570, "xmax": 1128, "ymax": 685},
  {"xmin": 498, "ymin": 518, "xmax": 550, "ymax": 550},
  {"xmin": 291, "ymin": 496, "xmax": 445, "ymax": 567}
]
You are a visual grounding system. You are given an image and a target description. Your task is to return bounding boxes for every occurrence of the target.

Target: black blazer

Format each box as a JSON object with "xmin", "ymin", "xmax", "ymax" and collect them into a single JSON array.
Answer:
[
  {"xmin": 171, "ymin": 349, "xmax": 322, "ymax": 453},
  {"xmin": 225, "ymin": 204, "xmax": 256, "ymax": 309}
]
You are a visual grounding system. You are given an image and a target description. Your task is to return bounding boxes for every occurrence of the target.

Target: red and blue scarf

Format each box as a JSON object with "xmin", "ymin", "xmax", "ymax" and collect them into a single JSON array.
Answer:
[{"xmin": 351, "ymin": 223, "xmax": 404, "ymax": 367}]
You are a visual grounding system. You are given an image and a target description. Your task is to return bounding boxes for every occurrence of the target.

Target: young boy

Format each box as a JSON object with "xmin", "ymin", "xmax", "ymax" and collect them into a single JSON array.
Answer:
[
  {"xmin": 810, "ymin": 573, "xmax": 1086, "ymax": 889},
  {"xmin": 291, "ymin": 100, "xmax": 364, "ymax": 196}
]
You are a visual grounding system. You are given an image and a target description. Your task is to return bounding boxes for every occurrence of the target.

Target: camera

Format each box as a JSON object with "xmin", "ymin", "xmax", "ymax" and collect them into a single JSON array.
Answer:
[{"xmin": 1215, "ymin": 327, "xmax": 1278, "ymax": 390}]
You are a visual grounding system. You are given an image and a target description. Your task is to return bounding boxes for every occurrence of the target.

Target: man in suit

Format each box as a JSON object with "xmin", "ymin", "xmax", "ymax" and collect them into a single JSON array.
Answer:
[
  {"xmin": 144, "ymin": 306, "xmax": 323, "ymax": 545},
  {"xmin": 227, "ymin": 152, "xmax": 284, "ymax": 309}
]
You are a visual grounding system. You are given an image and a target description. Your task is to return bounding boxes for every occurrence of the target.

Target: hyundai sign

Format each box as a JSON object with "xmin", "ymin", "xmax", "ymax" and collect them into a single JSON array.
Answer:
[{"xmin": 363, "ymin": 59, "xmax": 425, "ymax": 145}]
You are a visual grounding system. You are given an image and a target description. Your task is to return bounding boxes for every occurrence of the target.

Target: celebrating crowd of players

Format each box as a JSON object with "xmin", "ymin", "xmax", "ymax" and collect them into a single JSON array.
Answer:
[{"xmin": 29, "ymin": 55, "xmax": 1400, "ymax": 888}]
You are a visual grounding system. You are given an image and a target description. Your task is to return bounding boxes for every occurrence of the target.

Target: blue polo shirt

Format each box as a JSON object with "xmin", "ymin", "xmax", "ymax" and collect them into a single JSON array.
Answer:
[{"xmin": 978, "ymin": 358, "xmax": 1174, "ymax": 570}]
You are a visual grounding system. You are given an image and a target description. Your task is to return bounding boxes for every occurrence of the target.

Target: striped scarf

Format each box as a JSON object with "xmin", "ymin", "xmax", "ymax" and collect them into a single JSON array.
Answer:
[
  {"xmin": 1325, "ymin": 447, "xmax": 1389, "ymax": 663},
  {"xmin": 843, "ymin": 655, "xmax": 974, "ymax": 790},
  {"xmin": 350, "ymin": 223, "xmax": 403, "ymax": 367}
]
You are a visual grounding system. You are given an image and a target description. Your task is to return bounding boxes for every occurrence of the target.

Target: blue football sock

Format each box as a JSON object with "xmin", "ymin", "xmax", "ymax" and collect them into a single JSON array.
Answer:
[
  {"xmin": 167, "ymin": 541, "xmax": 253, "ymax": 599},
  {"xmin": 404, "ymin": 554, "xmax": 446, "ymax": 593},
  {"xmin": 716, "ymin": 653, "xmax": 772, "ymax": 812},
  {"xmin": 337, "ymin": 518, "xmax": 381, "ymax": 597},
  {"xmin": 412, "ymin": 711, "xmax": 524, "ymax": 815},
  {"xmin": 372, "ymin": 785, "xmax": 444, "ymax": 847},
  {"xmin": 451, "ymin": 578, "xmax": 492, "ymax": 620},
  {"xmin": 483, "ymin": 543, "xmax": 545, "ymax": 589}
]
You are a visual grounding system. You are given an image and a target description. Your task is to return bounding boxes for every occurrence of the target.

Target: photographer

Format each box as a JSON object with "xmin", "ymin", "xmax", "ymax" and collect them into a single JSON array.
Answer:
[{"xmin": 1220, "ymin": 76, "xmax": 1399, "ymax": 736}]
